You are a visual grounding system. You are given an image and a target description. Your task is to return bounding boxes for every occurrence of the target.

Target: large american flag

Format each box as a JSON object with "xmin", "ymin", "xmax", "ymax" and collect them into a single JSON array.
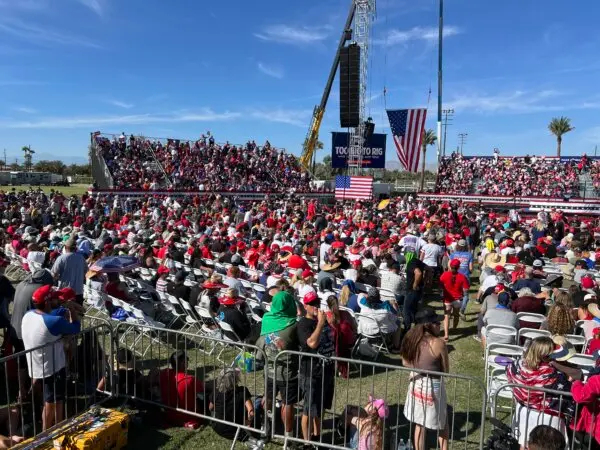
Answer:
[
  {"xmin": 334, "ymin": 175, "xmax": 373, "ymax": 200},
  {"xmin": 386, "ymin": 109, "xmax": 427, "ymax": 172}
]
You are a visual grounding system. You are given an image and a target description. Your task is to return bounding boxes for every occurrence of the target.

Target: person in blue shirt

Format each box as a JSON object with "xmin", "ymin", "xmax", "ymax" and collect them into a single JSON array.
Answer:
[
  {"xmin": 448, "ymin": 239, "xmax": 473, "ymax": 318},
  {"xmin": 512, "ymin": 267, "xmax": 542, "ymax": 294}
]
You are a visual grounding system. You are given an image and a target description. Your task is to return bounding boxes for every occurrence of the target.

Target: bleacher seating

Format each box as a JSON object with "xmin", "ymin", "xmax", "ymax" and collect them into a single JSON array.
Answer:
[
  {"xmin": 94, "ymin": 133, "xmax": 311, "ymax": 192},
  {"xmin": 435, "ymin": 154, "xmax": 583, "ymax": 197}
]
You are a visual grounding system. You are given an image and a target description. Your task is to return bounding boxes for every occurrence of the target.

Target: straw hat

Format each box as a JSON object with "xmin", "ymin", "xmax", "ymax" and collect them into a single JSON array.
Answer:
[
  {"xmin": 322, "ymin": 261, "xmax": 342, "ymax": 272},
  {"xmin": 484, "ymin": 252, "xmax": 506, "ymax": 269},
  {"xmin": 550, "ymin": 335, "xmax": 576, "ymax": 362},
  {"xmin": 202, "ymin": 273, "xmax": 227, "ymax": 289},
  {"xmin": 588, "ymin": 303, "xmax": 600, "ymax": 319}
]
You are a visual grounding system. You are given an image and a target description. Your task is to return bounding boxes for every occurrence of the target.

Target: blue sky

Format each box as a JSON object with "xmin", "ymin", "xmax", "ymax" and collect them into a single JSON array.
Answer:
[{"xmin": 1, "ymin": 0, "xmax": 599, "ymax": 166}]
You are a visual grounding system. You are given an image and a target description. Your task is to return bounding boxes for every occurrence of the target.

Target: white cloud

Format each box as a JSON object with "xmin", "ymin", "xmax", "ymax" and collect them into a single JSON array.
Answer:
[
  {"xmin": 74, "ymin": 0, "xmax": 105, "ymax": 16},
  {"xmin": 0, "ymin": 18, "xmax": 101, "ymax": 48},
  {"xmin": 375, "ymin": 25, "xmax": 461, "ymax": 46},
  {"xmin": 445, "ymin": 89, "xmax": 600, "ymax": 114},
  {"xmin": 446, "ymin": 90, "xmax": 564, "ymax": 114},
  {"xmin": 105, "ymin": 99, "xmax": 134, "ymax": 109},
  {"xmin": 13, "ymin": 106, "xmax": 37, "ymax": 114},
  {"xmin": 0, "ymin": 109, "xmax": 242, "ymax": 129},
  {"xmin": 249, "ymin": 108, "xmax": 312, "ymax": 127},
  {"xmin": 257, "ymin": 62, "xmax": 284, "ymax": 79},
  {"xmin": 0, "ymin": 107, "xmax": 315, "ymax": 129},
  {"xmin": 255, "ymin": 24, "xmax": 331, "ymax": 45}
]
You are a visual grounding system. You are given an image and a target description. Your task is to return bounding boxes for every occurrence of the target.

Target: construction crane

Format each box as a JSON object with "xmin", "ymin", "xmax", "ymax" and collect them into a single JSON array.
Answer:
[{"xmin": 299, "ymin": 0, "xmax": 377, "ymax": 174}]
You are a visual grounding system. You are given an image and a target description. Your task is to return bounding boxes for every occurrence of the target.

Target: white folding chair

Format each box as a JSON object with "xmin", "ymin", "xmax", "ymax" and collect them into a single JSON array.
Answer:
[
  {"xmin": 569, "ymin": 353, "xmax": 596, "ymax": 377},
  {"xmin": 488, "ymin": 367, "xmax": 513, "ymax": 416},
  {"xmin": 516, "ymin": 328, "xmax": 550, "ymax": 343},
  {"xmin": 379, "ymin": 288, "xmax": 396, "ymax": 303},
  {"xmin": 178, "ymin": 298, "xmax": 202, "ymax": 333},
  {"xmin": 339, "ymin": 305, "xmax": 356, "ymax": 319},
  {"xmin": 516, "ymin": 312, "xmax": 546, "ymax": 328},
  {"xmin": 252, "ymin": 283, "xmax": 266, "ymax": 301},
  {"xmin": 355, "ymin": 313, "xmax": 390, "ymax": 359},
  {"xmin": 564, "ymin": 334, "xmax": 587, "ymax": 349},
  {"xmin": 484, "ymin": 325, "xmax": 518, "ymax": 346},
  {"xmin": 485, "ymin": 343, "xmax": 523, "ymax": 388},
  {"xmin": 245, "ymin": 299, "xmax": 264, "ymax": 323}
]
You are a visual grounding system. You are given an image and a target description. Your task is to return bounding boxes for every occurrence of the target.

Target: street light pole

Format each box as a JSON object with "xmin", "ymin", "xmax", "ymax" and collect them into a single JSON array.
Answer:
[
  {"xmin": 458, "ymin": 133, "xmax": 468, "ymax": 155},
  {"xmin": 436, "ymin": 0, "xmax": 444, "ymax": 163},
  {"xmin": 441, "ymin": 108, "xmax": 454, "ymax": 157}
]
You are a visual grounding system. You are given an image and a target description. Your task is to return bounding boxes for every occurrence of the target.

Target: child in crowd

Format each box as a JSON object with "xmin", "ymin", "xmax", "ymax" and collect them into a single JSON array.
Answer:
[{"xmin": 340, "ymin": 394, "xmax": 388, "ymax": 450}]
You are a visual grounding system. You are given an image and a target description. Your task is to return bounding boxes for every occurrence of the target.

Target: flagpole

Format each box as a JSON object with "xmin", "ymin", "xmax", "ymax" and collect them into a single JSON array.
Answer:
[{"xmin": 436, "ymin": 0, "xmax": 444, "ymax": 165}]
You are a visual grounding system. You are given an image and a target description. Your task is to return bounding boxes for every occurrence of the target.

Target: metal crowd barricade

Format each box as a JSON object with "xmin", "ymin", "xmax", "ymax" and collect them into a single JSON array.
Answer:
[
  {"xmin": 492, "ymin": 383, "xmax": 598, "ymax": 450},
  {"xmin": 0, "ymin": 323, "xmax": 113, "ymax": 445},
  {"xmin": 111, "ymin": 322, "xmax": 268, "ymax": 450},
  {"xmin": 271, "ymin": 350, "xmax": 487, "ymax": 450}
]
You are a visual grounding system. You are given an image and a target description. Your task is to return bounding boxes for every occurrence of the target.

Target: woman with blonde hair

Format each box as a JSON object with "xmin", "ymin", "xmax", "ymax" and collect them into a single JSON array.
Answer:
[
  {"xmin": 292, "ymin": 268, "xmax": 315, "ymax": 300},
  {"xmin": 339, "ymin": 279, "xmax": 363, "ymax": 313},
  {"xmin": 506, "ymin": 337, "xmax": 572, "ymax": 448}
]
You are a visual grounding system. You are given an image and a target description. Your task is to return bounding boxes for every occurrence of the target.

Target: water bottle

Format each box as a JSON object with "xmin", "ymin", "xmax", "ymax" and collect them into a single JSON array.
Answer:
[{"xmin": 397, "ymin": 438, "xmax": 406, "ymax": 450}]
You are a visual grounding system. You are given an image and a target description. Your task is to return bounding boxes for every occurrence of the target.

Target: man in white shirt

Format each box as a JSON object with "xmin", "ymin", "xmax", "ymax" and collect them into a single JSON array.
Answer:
[
  {"xmin": 319, "ymin": 236, "xmax": 333, "ymax": 270},
  {"xmin": 22, "ymin": 285, "xmax": 81, "ymax": 430},
  {"xmin": 420, "ymin": 235, "xmax": 442, "ymax": 290}
]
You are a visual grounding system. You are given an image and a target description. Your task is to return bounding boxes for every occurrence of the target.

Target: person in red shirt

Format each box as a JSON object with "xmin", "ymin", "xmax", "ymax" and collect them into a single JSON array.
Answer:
[
  {"xmin": 155, "ymin": 351, "xmax": 204, "ymax": 427},
  {"xmin": 287, "ymin": 246, "xmax": 310, "ymax": 271},
  {"xmin": 439, "ymin": 259, "xmax": 469, "ymax": 341}
]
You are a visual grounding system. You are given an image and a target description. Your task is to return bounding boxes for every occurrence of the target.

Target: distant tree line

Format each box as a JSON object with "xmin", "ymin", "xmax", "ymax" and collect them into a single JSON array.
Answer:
[{"xmin": 4, "ymin": 160, "xmax": 91, "ymax": 176}]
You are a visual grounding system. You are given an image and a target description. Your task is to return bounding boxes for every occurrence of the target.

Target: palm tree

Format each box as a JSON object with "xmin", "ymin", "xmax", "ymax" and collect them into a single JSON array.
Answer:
[
  {"xmin": 420, "ymin": 129, "xmax": 437, "ymax": 191},
  {"xmin": 548, "ymin": 117, "xmax": 574, "ymax": 157}
]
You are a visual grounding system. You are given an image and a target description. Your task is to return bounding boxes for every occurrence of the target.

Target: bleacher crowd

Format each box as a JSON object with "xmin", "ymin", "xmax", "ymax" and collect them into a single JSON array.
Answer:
[
  {"xmin": 436, "ymin": 153, "xmax": 582, "ymax": 197},
  {"xmin": 0, "ymin": 186, "xmax": 599, "ymax": 449},
  {"xmin": 95, "ymin": 133, "xmax": 311, "ymax": 193}
]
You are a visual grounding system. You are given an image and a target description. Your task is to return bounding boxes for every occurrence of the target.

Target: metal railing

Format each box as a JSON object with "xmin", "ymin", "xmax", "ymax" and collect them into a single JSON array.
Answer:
[
  {"xmin": 0, "ymin": 322, "xmax": 113, "ymax": 447},
  {"xmin": 8, "ymin": 315, "xmax": 599, "ymax": 450},
  {"xmin": 492, "ymin": 383, "xmax": 598, "ymax": 450}
]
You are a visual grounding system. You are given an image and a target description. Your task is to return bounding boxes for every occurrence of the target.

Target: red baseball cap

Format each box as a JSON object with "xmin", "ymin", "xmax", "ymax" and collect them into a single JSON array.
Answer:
[
  {"xmin": 303, "ymin": 291, "xmax": 319, "ymax": 306},
  {"xmin": 331, "ymin": 241, "xmax": 346, "ymax": 249},
  {"xmin": 301, "ymin": 269, "xmax": 314, "ymax": 278},
  {"xmin": 495, "ymin": 265, "xmax": 506, "ymax": 273},
  {"xmin": 450, "ymin": 259, "xmax": 461, "ymax": 269},
  {"xmin": 56, "ymin": 287, "xmax": 77, "ymax": 302},
  {"xmin": 582, "ymin": 276, "xmax": 595, "ymax": 289},
  {"xmin": 32, "ymin": 285, "xmax": 55, "ymax": 305},
  {"xmin": 158, "ymin": 266, "xmax": 170, "ymax": 275}
]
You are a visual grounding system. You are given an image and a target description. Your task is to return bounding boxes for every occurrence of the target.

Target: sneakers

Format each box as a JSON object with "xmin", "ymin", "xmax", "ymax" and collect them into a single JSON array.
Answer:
[
  {"xmin": 472, "ymin": 335, "xmax": 482, "ymax": 343},
  {"xmin": 459, "ymin": 311, "xmax": 467, "ymax": 321}
]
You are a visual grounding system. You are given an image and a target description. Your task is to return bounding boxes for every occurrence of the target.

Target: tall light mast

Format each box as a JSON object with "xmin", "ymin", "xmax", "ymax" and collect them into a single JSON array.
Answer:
[{"xmin": 347, "ymin": 0, "xmax": 376, "ymax": 174}]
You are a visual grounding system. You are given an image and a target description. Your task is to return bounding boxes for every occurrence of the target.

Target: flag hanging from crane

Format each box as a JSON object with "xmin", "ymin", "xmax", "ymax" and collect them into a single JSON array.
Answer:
[{"xmin": 386, "ymin": 109, "xmax": 427, "ymax": 173}]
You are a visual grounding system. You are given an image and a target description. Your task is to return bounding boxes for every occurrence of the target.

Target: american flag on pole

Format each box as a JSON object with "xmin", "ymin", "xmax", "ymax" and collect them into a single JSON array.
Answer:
[
  {"xmin": 386, "ymin": 109, "xmax": 427, "ymax": 172},
  {"xmin": 335, "ymin": 175, "xmax": 373, "ymax": 200}
]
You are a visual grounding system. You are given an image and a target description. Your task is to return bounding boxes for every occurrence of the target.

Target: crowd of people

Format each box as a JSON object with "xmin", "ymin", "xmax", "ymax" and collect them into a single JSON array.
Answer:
[
  {"xmin": 436, "ymin": 153, "xmax": 583, "ymax": 197},
  {"xmin": 95, "ymin": 133, "xmax": 311, "ymax": 193},
  {"xmin": 95, "ymin": 134, "xmax": 168, "ymax": 190},
  {"xmin": 0, "ymin": 185, "xmax": 599, "ymax": 449}
]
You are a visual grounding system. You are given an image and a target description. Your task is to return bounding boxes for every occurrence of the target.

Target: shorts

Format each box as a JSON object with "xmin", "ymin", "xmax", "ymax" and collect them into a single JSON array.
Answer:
[
  {"xmin": 43, "ymin": 368, "xmax": 66, "ymax": 403},
  {"xmin": 267, "ymin": 377, "xmax": 299, "ymax": 405},
  {"xmin": 299, "ymin": 368, "xmax": 335, "ymax": 417},
  {"xmin": 444, "ymin": 300, "xmax": 461, "ymax": 312}
]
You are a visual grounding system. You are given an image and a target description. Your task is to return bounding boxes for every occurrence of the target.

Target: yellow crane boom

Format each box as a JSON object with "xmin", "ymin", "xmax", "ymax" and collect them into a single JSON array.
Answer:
[{"xmin": 299, "ymin": 1, "xmax": 356, "ymax": 173}]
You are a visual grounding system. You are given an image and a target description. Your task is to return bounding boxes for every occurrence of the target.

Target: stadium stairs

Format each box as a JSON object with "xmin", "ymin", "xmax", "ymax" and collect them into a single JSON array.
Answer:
[{"xmin": 578, "ymin": 172, "xmax": 598, "ymax": 199}]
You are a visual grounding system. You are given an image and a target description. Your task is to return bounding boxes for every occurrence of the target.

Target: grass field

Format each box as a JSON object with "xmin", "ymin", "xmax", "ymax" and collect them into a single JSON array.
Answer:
[
  {"xmin": 116, "ymin": 285, "xmax": 487, "ymax": 450},
  {"xmin": 0, "ymin": 184, "xmax": 89, "ymax": 195}
]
